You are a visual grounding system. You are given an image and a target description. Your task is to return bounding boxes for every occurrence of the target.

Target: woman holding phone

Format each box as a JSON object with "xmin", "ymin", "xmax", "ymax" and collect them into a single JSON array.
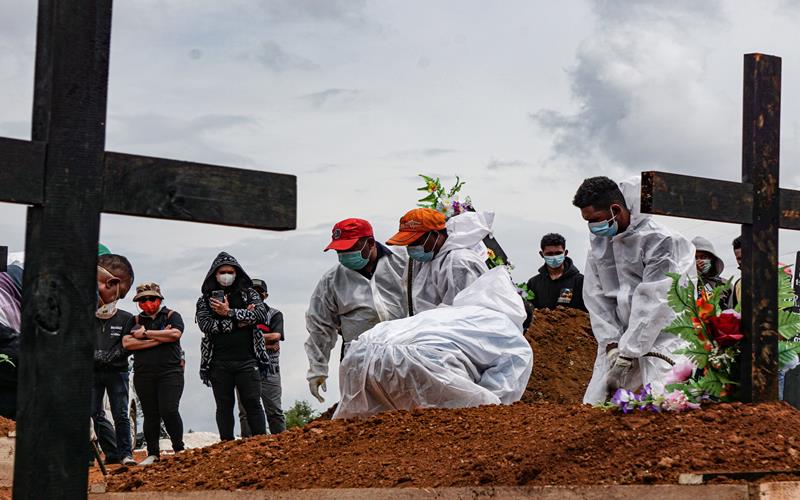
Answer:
[
  {"xmin": 195, "ymin": 252, "xmax": 272, "ymax": 440},
  {"xmin": 123, "ymin": 281, "xmax": 185, "ymax": 465}
]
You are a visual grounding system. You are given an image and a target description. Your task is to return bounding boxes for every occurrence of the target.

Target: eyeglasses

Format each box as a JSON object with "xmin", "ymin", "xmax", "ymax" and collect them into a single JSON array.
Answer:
[{"xmin": 138, "ymin": 296, "xmax": 160, "ymax": 303}]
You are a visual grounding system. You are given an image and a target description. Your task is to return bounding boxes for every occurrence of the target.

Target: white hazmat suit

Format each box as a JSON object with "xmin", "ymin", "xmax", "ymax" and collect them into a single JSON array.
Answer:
[
  {"xmin": 333, "ymin": 267, "xmax": 532, "ymax": 419},
  {"xmin": 305, "ymin": 245, "xmax": 408, "ymax": 382},
  {"xmin": 408, "ymin": 211, "xmax": 492, "ymax": 314},
  {"xmin": 582, "ymin": 177, "xmax": 695, "ymax": 404}
]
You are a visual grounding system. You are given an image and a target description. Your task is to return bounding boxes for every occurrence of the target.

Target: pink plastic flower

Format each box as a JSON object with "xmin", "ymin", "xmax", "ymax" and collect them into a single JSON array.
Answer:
[
  {"xmin": 665, "ymin": 360, "xmax": 695, "ymax": 385},
  {"xmin": 662, "ymin": 390, "xmax": 701, "ymax": 412}
]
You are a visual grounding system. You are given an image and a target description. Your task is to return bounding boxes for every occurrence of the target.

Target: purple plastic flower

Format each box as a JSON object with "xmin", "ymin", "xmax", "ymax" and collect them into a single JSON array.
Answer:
[{"xmin": 611, "ymin": 388, "xmax": 635, "ymax": 413}]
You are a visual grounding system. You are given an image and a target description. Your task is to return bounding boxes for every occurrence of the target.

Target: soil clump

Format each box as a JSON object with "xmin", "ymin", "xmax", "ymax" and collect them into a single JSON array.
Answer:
[{"xmin": 109, "ymin": 401, "xmax": 800, "ymax": 492}]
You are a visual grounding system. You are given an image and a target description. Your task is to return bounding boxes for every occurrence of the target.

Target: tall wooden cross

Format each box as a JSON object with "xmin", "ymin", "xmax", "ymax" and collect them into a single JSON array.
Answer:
[
  {"xmin": 641, "ymin": 53, "xmax": 794, "ymax": 403},
  {"xmin": 0, "ymin": 3, "xmax": 296, "ymax": 498}
]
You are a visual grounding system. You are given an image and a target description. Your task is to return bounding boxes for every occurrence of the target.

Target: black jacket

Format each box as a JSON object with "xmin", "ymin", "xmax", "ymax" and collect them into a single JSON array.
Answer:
[
  {"xmin": 196, "ymin": 252, "xmax": 274, "ymax": 385},
  {"xmin": 526, "ymin": 257, "xmax": 586, "ymax": 311}
]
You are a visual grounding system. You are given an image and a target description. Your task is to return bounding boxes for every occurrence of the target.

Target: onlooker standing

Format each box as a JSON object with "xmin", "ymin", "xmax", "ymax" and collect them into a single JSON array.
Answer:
[
  {"xmin": 238, "ymin": 278, "xmax": 286, "ymax": 435},
  {"xmin": 692, "ymin": 236, "xmax": 731, "ymax": 305},
  {"xmin": 729, "ymin": 236, "xmax": 743, "ymax": 309},
  {"xmin": 525, "ymin": 233, "xmax": 586, "ymax": 311},
  {"xmin": 196, "ymin": 252, "xmax": 272, "ymax": 440},
  {"xmin": 123, "ymin": 282, "xmax": 185, "ymax": 466},
  {"xmin": 93, "ymin": 254, "xmax": 137, "ymax": 466}
]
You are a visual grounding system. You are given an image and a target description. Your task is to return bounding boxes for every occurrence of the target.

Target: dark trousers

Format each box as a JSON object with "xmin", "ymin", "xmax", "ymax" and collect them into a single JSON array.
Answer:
[
  {"xmin": 134, "ymin": 369, "xmax": 185, "ymax": 457},
  {"xmin": 91, "ymin": 370, "xmax": 132, "ymax": 461},
  {"xmin": 210, "ymin": 359, "xmax": 266, "ymax": 440},
  {"xmin": 237, "ymin": 369, "xmax": 285, "ymax": 436}
]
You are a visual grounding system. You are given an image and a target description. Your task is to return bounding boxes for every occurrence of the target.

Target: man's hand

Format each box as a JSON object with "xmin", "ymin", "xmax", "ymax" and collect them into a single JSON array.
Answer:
[
  {"xmin": 606, "ymin": 356, "xmax": 634, "ymax": 398},
  {"xmin": 132, "ymin": 326, "xmax": 146, "ymax": 339},
  {"xmin": 210, "ymin": 296, "xmax": 231, "ymax": 317},
  {"xmin": 265, "ymin": 343, "xmax": 280, "ymax": 352},
  {"xmin": 309, "ymin": 376, "xmax": 327, "ymax": 403}
]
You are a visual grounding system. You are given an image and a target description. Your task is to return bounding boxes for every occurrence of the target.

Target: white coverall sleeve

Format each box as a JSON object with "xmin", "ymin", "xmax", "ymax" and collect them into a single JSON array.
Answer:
[
  {"xmin": 304, "ymin": 274, "xmax": 340, "ymax": 380},
  {"xmin": 583, "ymin": 257, "xmax": 622, "ymax": 346},
  {"xmin": 617, "ymin": 236, "xmax": 679, "ymax": 359}
]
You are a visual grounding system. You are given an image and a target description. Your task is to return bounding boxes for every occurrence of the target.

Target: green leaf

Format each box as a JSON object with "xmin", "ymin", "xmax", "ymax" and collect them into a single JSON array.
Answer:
[
  {"xmin": 779, "ymin": 310, "xmax": 800, "ymax": 340},
  {"xmin": 666, "ymin": 272, "xmax": 695, "ymax": 314}
]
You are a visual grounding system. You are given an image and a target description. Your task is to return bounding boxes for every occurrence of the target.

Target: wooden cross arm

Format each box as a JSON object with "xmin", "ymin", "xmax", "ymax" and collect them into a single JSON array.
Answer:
[
  {"xmin": 0, "ymin": 138, "xmax": 297, "ymax": 230},
  {"xmin": 641, "ymin": 171, "xmax": 800, "ymax": 230},
  {"xmin": 103, "ymin": 152, "xmax": 296, "ymax": 230}
]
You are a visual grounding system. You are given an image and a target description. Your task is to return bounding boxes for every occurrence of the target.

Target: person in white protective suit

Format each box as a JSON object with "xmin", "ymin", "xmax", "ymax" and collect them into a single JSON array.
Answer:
[
  {"xmin": 573, "ymin": 176, "xmax": 695, "ymax": 404},
  {"xmin": 304, "ymin": 218, "xmax": 407, "ymax": 403},
  {"xmin": 333, "ymin": 267, "xmax": 532, "ymax": 419},
  {"xmin": 386, "ymin": 207, "xmax": 491, "ymax": 314}
]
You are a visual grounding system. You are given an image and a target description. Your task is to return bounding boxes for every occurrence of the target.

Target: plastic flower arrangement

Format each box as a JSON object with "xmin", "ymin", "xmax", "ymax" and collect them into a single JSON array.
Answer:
[
  {"xmin": 661, "ymin": 268, "xmax": 800, "ymax": 402},
  {"xmin": 416, "ymin": 175, "xmax": 473, "ymax": 219},
  {"xmin": 599, "ymin": 266, "xmax": 800, "ymax": 413}
]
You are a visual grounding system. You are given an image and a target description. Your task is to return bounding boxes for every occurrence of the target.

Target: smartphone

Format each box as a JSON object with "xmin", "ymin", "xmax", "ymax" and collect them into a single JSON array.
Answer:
[{"xmin": 211, "ymin": 290, "xmax": 225, "ymax": 302}]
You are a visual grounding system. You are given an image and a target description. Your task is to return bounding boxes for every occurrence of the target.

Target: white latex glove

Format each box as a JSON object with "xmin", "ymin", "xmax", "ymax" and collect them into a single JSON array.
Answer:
[
  {"xmin": 606, "ymin": 356, "xmax": 633, "ymax": 398},
  {"xmin": 606, "ymin": 347, "xmax": 619, "ymax": 366},
  {"xmin": 309, "ymin": 376, "xmax": 327, "ymax": 403}
]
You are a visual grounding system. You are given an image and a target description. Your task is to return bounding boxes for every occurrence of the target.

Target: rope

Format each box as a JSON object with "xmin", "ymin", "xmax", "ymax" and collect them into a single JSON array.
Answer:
[
  {"xmin": 644, "ymin": 351, "xmax": 675, "ymax": 366},
  {"xmin": 406, "ymin": 258, "xmax": 414, "ymax": 317}
]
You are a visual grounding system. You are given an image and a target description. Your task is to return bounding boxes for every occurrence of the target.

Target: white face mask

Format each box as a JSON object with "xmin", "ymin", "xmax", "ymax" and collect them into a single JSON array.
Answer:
[{"xmin": 217, "ymin": 272, "xmax": 236, "ymax": 287}]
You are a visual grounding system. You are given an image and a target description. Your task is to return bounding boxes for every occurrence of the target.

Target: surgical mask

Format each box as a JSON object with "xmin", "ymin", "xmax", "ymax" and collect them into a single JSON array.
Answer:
[
  {"xmin": 408, "ymin": 233, "xmax": 438, "ymax": 262},
  {"xmin": 338, "ymin": 242, "xmax": 369, "ymax": 270},
  {"xmin": 544, "ymin": 254, "xmax": 565, "ymax": 269},
  {"xmin": 588, "ymin": 212, "xmax": 618, "ymax": 238},
  {"xmin": 697, "ymin": 259, "xmax": 712, "ymax": 275},
  {"xmin": 217, "ymin": 272, "xmax": 236, "ymax": 287}
]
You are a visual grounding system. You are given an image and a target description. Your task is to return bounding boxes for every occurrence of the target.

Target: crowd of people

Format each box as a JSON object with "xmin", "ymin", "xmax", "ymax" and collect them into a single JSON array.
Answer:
[{"xmin": 0, "ymin": 174, "xmax": 770, "ymax": 466}]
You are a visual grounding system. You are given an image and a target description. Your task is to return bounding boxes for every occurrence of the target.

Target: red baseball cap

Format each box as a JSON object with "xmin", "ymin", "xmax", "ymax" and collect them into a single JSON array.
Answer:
[{"xmin": 324, "ymin": 218, "xmax": 374, "ymax": 252}]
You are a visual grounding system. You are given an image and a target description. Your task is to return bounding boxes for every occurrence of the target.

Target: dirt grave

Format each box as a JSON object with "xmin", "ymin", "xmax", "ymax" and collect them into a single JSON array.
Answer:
[{"xmin": 106, "ymin": 307, "xmax": 800, "ymax": 492}]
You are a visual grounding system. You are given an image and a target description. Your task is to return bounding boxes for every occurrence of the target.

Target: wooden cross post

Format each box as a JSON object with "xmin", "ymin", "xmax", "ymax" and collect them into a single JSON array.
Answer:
[
  {"xmin": 0, "ymin": 247, "xmax": 6, "ymax": 274},
  {"xmin": 0, "ymin": 3, "xmax": 296, "ymax": 498},
  {"xmin": 641, "ymin": 53, "xmax": 789, "ymax": 403}
]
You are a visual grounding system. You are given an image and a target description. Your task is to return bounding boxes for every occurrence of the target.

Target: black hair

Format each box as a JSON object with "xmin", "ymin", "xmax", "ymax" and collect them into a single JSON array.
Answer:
[
  {"xmin": 732, "ymin": 236, "xmax": 742, "ymax": 250},
  {"xmin": 540, "ymin": 233, "xmax": 566, "ymax": 250},
  {"xmin": 98, "ymin": 254, "xmax": 134, "ymax": 285},
  {"xmin": 572, "ymin": 176, "xmax": 626, "ymax": 210}
]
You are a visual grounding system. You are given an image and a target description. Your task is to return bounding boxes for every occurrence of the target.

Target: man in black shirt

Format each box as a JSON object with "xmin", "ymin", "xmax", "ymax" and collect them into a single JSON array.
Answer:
[
  {"xmin": 238, "ymin": 279, "xmax": 286, "ymax": 435},
  {"xmin": 93, "ymin": 254, "xmax": 137, "ymax": 466},
  {"xmin": 525, "ymin": 233, "xmax": 586, "ymax": 311}
]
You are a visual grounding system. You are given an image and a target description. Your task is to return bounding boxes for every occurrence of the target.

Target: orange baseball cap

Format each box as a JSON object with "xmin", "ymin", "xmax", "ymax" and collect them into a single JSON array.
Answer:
[{"xmin": 386, "ymin": 208, "xmax": 446, "ymax": 246}]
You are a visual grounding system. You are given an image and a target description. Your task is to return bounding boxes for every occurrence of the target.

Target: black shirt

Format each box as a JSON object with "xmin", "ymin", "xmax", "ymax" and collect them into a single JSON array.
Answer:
[
  {"xmin": 212, "ymin": 323, "xmax": 255, "ymax": 362},
  {"xmin": 126, "ymin": 307, "xmax": 185, "ymax": 374},
  {"xmin": 95, "ymin": 310, "xmax": 134, "ymax": 372}
]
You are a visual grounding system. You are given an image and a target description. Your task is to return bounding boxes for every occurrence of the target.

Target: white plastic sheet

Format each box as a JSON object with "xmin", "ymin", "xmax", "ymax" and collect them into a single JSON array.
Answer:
[{"xmin": 333, "ymin": 267, "xmax": 532, "ymax": 419}]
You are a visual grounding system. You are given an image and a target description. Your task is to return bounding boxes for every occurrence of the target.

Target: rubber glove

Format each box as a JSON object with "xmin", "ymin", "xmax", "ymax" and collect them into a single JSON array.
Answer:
[
  {"xmin": 606, "ymin": 355, "xmax": 633, "ymax": 398},
  {"xmin": 309, "ymin": 376, "xmax": 327, "ymax": 403}
]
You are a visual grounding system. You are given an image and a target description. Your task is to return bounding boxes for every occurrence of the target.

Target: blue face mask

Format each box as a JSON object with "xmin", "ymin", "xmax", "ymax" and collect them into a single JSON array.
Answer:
[
  {"xmin": 588, "ymin": 212, "xmax": 618, "ymax": 238},
  {"xmin": 408, "ymin": 232, "xmax": 437, "ymax": 262},
  {"xmin": 338, "ymin": 242, "xmax": 369, "ymax": 270},
  {"xmin": 543, "ymin": 254, "xmax": 565, "ymax": 269}
]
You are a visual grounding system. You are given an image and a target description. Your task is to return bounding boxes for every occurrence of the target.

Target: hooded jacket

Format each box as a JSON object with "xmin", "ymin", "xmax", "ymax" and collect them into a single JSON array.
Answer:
[
  {"xmin": 526, "ymin": 257, "xmax": 586, "ymax": 311},
  {"xmin": 691, "ymin": 236, "xmax": 732, "ymax": 304},
  {"xmin": 195, "ymin": 252, "xmax": 273, "ymax": 385}
]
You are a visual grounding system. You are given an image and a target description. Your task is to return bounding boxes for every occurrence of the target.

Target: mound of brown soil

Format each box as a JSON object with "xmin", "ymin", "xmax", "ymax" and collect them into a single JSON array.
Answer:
[
  {"xmin": 522, "ymin": 307, "xmax": 596, "ymax": 404},
  {"xmin": 109, "ymin": 401, "xmax": 800, "ymax": 492},
  {"xmin": 0, "ymin": 417, "xmax": 15, "ymax": 437}
]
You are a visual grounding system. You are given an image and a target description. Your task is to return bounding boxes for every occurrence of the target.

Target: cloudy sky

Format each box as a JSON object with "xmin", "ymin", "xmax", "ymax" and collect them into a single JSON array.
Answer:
[{"xmin": 3, "ymin": 0, "xmax": 800, "ymax": 433}]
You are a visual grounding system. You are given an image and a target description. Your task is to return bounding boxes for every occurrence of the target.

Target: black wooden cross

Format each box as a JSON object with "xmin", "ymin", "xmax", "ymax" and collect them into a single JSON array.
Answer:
[
  {"xmin": 0, "ymin": 3, "xmax": 296, "ymax": 498},
  {"xmin": 641, "ymin": 53, "xmax": 790, "ymax": 404}
]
